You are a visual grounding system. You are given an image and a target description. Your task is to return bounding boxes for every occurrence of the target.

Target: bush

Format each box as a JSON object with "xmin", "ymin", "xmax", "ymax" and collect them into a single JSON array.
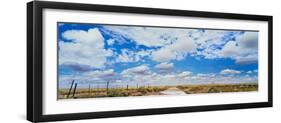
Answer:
[
  {"xmin": 137, "ymin": 87, "xmax": 149, "ymax": 94},
  {"xmin": 208, "ymin": 87, "xmax": 220, "ymax": 93},
  {"xmin": 107, "ymin": 89, "xmax": 126, "ymax": 97}
]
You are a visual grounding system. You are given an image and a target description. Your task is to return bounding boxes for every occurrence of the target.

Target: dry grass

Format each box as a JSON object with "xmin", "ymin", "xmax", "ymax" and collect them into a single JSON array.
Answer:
[
  {"xmin": 58, "ymin": 86, "xmax": 169, "ymax": 99},
  {"xmin": 58, "ymin": 83, "xmax": 258, "ymax": 99},
  {"xmin": 177, "ymin": 83, "xmax": 258, "ymax": 94}
]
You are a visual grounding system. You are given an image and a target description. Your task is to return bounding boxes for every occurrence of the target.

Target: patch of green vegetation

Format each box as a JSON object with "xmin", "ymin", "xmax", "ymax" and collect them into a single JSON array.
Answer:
[
  {"xmin": 107, "ymin": 89, "xmax": 127, "ymax": 97},
  {"xmin": 208, "ymin": 87, "xmax": 221, "ymax": 93},
  {"xmin": 137, "ymin": 87, "xmax": 149, "ymax": 94},
  {"xmin": 136, "ymin": 86, "xmax": 167, "ymax": 94}
]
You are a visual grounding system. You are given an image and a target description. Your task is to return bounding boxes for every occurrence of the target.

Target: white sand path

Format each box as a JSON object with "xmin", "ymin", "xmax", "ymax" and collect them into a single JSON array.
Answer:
[{"xmin": 160, "ymin": 87, "xmax": 187, "ymax": 95}]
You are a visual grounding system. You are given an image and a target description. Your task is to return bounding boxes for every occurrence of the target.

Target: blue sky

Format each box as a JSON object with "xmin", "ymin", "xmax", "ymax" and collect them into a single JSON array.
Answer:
[{"xmin": 58, "ymin": 22, "xmax": 258, "ymax": 88}]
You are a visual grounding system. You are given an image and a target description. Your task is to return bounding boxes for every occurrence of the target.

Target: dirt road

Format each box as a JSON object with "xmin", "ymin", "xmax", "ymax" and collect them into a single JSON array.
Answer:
[{"xmin": 160, "ymin": 87, "xmax": 186, "ymax": 95}]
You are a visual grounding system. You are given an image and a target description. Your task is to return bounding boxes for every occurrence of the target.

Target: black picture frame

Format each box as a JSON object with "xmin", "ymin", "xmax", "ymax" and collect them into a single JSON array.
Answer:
[{"xmin": 27, "ymin": 1, "xmax": 273, "ymax": 122}]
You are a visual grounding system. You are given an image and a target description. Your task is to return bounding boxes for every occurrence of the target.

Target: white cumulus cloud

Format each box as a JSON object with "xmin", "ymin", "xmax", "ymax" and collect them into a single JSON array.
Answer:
[
  {"xmin": 103, "ymin": 26, "xmax": 184, "ymax": 47},
  {"xmin": 107, "ymin": 38, "xmax": 115, "ymax": 46},
  {"xmin": 102, "ymin": 26, "xmax": 258, "ymax": 65},
  {"xmin": 178, "ymin": 71, "xmax": 192, "ymax": 78},
  {"xmin": 121, "ymin": 65, "xmax": 150, "ymax": 76},
  {"xmin": 220, "ymin": 69, "xmax": 241, "ymax": 75},
  {"xmin": 59, "ymin": 28, "xmax": 113, "ymax": 68},
  {"xmin": 103, "ymin": 26, "xmax": 197, "ymax": 62},
  {"xmin": 218, "ymin": 32, "xmax": 258, "ymax": 64},
  {"xmin": 155, "ymin": 62, "xmax": 174, "ymax": 71},
  {"xmin": 151, "ymin": 36, "xmax": 196, "ymax": 62},
  {"xmin": 84, "ymin": 69, "xmax": 115, "ymax": 78}
]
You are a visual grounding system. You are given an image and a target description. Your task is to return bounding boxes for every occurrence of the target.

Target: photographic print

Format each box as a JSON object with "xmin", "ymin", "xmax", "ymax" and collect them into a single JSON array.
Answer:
[
  {"xmin": 58, "ymin": 22, "xmax": 258, "ymax": 99},
  {"xmin": 27, "ymin": 1, "xmax": 272, "ymax": 121}
]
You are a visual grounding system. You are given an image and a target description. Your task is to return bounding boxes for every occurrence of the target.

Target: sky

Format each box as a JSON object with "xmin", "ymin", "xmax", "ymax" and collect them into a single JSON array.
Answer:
[{"xmin": 58, "ymin": 22, "xmax": 258, "ymax": 89}]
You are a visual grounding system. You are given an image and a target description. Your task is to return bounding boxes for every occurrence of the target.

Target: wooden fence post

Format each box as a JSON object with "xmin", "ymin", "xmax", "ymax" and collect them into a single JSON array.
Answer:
[
  {"xmin": 67, "ymin": 80, "xmax": 74, "ymax": 98},
  {"xmin": 106, "ymin": 81, "xmax": 109, "ymax": 95},
  {"xmin": 72, "ymin": 83, "xmax": 77, "ymax": 98},
  {"xmin": 88, "ymin": 85, "xmax": 91, "ymax": 97}
]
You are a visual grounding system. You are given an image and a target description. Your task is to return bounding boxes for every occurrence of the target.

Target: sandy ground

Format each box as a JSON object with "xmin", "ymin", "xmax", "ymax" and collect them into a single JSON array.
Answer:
[{"xmin": 160, "ymin": 87, "xmax": 187, "ymax": 95}]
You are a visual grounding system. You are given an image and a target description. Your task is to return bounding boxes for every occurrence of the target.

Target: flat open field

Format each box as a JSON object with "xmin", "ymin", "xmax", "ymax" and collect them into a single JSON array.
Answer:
[
  {"xmin": 58, "ymin": 83, "xmax": 258, "ymax": 100},
  {"xmin": 177, "ymin": 83, "xmax": 258, "ymax": 94}
]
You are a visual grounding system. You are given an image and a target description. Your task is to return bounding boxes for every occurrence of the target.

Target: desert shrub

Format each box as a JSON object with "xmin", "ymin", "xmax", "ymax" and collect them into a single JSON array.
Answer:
[
  {"xmin": 137, "ymin": 87, "xmax": 149, "ymax": 94},
  {"xmin": 208, "ymin": 87, "xmax": 221, "ymax": 93},
  {"xmin": 146, "ymin": 87, "xmax": 155, "ymax": 92},
  {"xmin": 153, "ymin": 87, "xmax": 168, "ymax": 92},
  {"xmin": 107, "ymin": 89, "xmax": 126, "ymax": 97},
  {"xmin": 177, "ymin": 86, "xmax": 182, "ymax": 90},
  {"xmin": 152, "ymin": 87, "xmax": 161, "ymax": 92}
]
